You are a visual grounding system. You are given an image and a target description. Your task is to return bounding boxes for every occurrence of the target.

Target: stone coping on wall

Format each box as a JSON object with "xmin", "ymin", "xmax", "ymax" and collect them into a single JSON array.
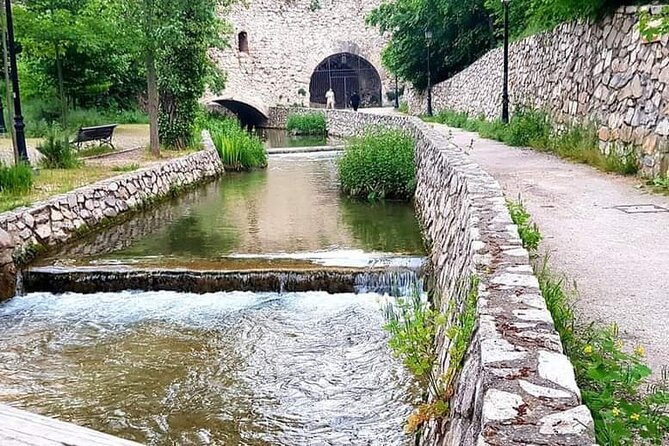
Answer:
[
  {"xmin": 0, "ymin": 130, "xmax": 223, "ymax": 265},
  {"xmin": 320, "ymin": 109, "xmax": 596, "ymax": 445}
]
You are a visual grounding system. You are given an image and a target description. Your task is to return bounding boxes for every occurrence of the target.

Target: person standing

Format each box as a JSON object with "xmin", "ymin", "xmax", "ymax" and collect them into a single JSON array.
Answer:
[
  {"xmin": 350, "ymin": 92, "xmax": 361, "ymax": 111},
  {"xmin": 325, "ymin": 88, "xmax": 335, "ymax": 109}
]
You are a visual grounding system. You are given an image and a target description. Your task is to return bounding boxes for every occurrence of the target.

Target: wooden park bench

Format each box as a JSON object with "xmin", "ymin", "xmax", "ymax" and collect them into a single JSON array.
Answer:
[{"xmin": 72, "ymin": 124, "xmax": 117, "ymax": 150}]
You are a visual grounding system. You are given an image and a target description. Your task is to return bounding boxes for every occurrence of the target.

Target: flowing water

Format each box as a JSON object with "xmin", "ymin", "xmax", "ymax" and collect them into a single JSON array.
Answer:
[
  {"xmin": 1, "ymin": 151, "xmax": 425, "ymax": 445},
  {"xmin": 0, "ymin": 291, "xmax": 416, "ymax": 445}
]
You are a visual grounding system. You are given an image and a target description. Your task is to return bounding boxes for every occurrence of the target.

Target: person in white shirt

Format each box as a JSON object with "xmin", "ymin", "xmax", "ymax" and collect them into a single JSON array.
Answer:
[{"xmin": 325, "ymin": 89, "xmax": 336, "ymax": 109}]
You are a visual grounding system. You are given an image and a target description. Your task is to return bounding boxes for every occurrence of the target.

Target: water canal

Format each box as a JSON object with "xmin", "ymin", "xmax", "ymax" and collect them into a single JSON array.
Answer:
[{"xmin": 0, "ymin": 146, "xmax": 426, "ymax": 445}]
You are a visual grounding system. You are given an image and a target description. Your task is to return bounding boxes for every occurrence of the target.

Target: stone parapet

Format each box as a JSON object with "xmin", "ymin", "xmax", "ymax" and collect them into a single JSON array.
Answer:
[
  {"xmin": 407, "ymin": 5, "xmax": 669, "ymax": 176},
  {"xmin": 323, "ymin": 109, "xmax": 595, "ymax": 446}
]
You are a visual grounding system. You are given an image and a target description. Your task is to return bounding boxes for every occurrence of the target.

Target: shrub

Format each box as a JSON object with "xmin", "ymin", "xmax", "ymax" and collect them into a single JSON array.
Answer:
[
  {"xmin": 338, "ymin": 129, "xmax": 416, "ymax": 201},
  {"xmin": 0, "ymin": 162, "xmax": 33, "ymax": 194},
  {"xmin": 505, "ymin": 107, "xmax": 551, "ymax": 148},
  {"xmin": 207, "ymin": 116, "xmax": 267, "ymax": 171},
  {"xmin": 37, "ymin": 125, "xmax": 80, "ymax": 169},
  {"xmin": 286, "ymin": 112, "xmax": 327, "ymax": 135}
]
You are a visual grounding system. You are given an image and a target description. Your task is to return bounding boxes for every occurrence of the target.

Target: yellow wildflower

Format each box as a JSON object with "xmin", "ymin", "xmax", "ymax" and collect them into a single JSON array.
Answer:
[
  {"xmin": 583, "ymin": 345, "xmax": 594, "ymax": 355},
  {"xmin": 611, "ymin": 407, "xmax": 621, "ymax": 417},
  {"xmin": 615, "ymin": 340, "xmax": 625, "ymax": 350},
  {"xmin": 630, "ymin": 413, "xmax": 640, "ymax": 422},
  {"xmin": 635, "ymin": 345, "xmax": 646, "ymax": 357}
]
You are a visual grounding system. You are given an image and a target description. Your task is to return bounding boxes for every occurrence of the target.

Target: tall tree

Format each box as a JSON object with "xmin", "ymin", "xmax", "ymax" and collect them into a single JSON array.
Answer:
[
  {"xmin": 156, "ymin": 0, "xmax": 229, "ymax": 149},
  {"xmin": 368, "ymin": 0, "xmax": 495, "ymax": 89}
]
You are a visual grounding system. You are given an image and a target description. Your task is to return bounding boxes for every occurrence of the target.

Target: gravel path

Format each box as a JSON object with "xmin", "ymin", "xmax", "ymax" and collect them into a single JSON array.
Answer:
[{"xmin": 432, "ymin": 123, "xmax": 669, "ymax": 372}]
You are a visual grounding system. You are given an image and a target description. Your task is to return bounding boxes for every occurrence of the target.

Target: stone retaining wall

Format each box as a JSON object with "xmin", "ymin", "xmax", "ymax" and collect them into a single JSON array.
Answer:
[
  {"xmin": 324, "ymin": 109, "xmax": 595, "ymax": 445},
  {"xmin": 407, "ymin": 5, "xmax": 669, "ymax": 176},
  {"xmin": 0, "ymin": 131, "xmax": 223, "ymax": 274}
]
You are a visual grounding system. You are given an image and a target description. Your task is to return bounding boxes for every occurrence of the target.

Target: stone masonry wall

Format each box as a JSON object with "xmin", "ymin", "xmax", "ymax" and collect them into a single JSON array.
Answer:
[
  {"xmin": 208, "ymin": 0, "xmax": 393, "ymax": 110},
  {"xmin": 407, "ymin": 5, "xmax": 669, "ymax": 176},
  {"xmin": 323, "ymin": 109, "xmax": 595, "ymax": 445},
  {"xmin": 0, "ymin": 132, "xmax": 223, "ymax": 267}
]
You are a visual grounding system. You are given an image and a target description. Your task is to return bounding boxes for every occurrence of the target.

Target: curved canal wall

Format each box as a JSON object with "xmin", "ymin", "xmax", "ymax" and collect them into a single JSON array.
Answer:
[
  {"xmin": 322, "ymin": 109, "xmax": 595, "ymax": 446},
  {"xmin": 0, "ymin": 132, "xmax": 223, "ymax": 299}
]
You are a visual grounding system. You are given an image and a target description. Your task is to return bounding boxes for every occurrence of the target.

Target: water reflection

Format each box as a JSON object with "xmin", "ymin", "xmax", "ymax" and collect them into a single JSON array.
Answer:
[
  {"xmin": 0, "ymin": 291, "xmax": 416, "ymax": 445},
  {"xmin": 257, "ymin": 128, "xmax": 327, "ymax": 148},
  {"xmin": 43, "ymin": 153, "xmax": 424, "ymax": 268}
]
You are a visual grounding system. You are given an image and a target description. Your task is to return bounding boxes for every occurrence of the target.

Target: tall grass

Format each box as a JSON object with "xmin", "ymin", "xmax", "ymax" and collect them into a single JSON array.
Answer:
[
  {"xmin": 37, "ymin": 125, "xmax": 80, "ymax": 169},
  {"xmin": 338, "ymin": 129, "xmax": 416, "ymax": 201},
  {"xmin": 286, "ymin": 112, "xmax": 327, "ymax": 136},
  {"xmin": 0, "ymin": 163, "xmax": 33, "ymax": 195},
  {"xmin": 203, "ymin": 114, "xmax": 267, "ymax": 171}
]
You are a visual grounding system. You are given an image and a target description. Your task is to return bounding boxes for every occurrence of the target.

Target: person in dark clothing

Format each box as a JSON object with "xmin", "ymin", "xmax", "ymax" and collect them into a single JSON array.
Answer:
[{"xmin": 350, "ymin": 92, "xmax": 361, "ymax": 111}]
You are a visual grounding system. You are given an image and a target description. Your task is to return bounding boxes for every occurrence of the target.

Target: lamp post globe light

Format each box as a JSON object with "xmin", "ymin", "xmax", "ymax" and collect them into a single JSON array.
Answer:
[
  {"xmin": 425, "ymin": 29, "xmax": 433, "ymax": 117},
  {"xmin": 5, "ymin": 0, "xmax": 29, "ymax": 163},
  {"xmin": 501, "ymin": 0, "xmax": 510, "ymax": 124}
]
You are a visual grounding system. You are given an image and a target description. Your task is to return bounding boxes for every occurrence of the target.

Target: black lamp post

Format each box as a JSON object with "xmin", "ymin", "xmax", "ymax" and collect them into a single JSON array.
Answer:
[
  {"xmin": 5, "ymin": 0, "xmax": 28, "ymax": 163},
  {"xmin": 425, "ymin": 30, "xmax": 433, "ymax": 117},
  {"xmin": 502, "ymin": 0, "xmax": 510, "ymax": 124},
  {"xmin": 394, "ymin": 74, "xmax": 399, "ymax": 109}
]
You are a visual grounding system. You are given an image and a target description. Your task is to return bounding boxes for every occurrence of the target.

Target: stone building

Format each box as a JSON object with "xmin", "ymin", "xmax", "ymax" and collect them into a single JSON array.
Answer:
[{"xmin": 207, "ymin": 0, "xmax": 392, "ymax": 126}]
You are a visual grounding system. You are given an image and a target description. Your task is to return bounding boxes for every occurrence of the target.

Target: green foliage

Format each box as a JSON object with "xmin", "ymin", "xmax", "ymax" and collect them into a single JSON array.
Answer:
[
  {"xmin": 0, "ymin": 163, "xmax": 33, "ymax": 195},
  {"xmin": 37, "ymin": 125, "xmax": 80, "ymax": 169},
  {"xmin": 286, "ymin": 112, "xmax": 327, "ymax": 136},
  {"xmin": 206, "ymin": 116, "xmax": 267, "ymax": 171},
  {"xmin": 385, "ymin": 277, "xmax": 479, "ymax": 433},
  {"xmin": 648, "ymin": 176, "xmax": 669, "ymax": 194},
  {"xmin": 367, "ymin": 0, "xmax": 495, "ymax": 90},
  {"xmin": 639, "ymin": 6, "xmax": 669, "ymax": 41},
  {"xmin": 15, "ymin": 0, "xmax": 145, "ymax": 114},
  {"xmin": 384, "ymin": 291, "xmax": 444, "ymax": 388},
  {"xmin": 485, "ymin": 0, "xmax": 639, "ymax": 40},
  {"xmin": 23, "ymin": 99, "xmax": 147, "ymax": 138},
  {"xmin": 507, "ymin": 199, "xmax": 542, "ymax": 251},
  {"xmin": 154, "ymin": 0, "xmax": 231, "ymax": 149},
  {"xmin": 511, "ymin": 200, "xmax": 669, "ymax": 445},
  {"xmin": 338, "ymin": 129, "xmax": 416, "ymax": 201}
]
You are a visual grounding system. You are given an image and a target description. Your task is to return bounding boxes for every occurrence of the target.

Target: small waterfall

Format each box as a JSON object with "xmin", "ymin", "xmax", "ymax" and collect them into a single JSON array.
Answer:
[
  {"xmin": 354, "ymin": 269, "xmax": 424, "ymax": 297},
  {"xmin": 15, "ymin": 271, "xmax": 24, "ymax": 297}
]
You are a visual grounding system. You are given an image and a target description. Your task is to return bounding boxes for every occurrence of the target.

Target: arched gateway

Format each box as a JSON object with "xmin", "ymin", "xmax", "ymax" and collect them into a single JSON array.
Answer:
[{"xmin": 309, "ymin": 53, "xmax": 382, "ymax": 108}]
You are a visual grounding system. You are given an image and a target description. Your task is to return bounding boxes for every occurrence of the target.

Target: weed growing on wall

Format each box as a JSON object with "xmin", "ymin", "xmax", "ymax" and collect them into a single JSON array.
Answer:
[
  {"xmin": 507, "ymin": 199, "xmax": 542, "ymax": 250},
  {"xmin": 286, "ymin": 112, "xmax": 327, "ymax": 136},
  {"xmin": 338, "ymin": 129, "xmax": 416, "ymax": 201},
  {"xmin": 425, "ymin": 108, "xmax": 639, "ymax": 176},
  {"xmin": 384, "ymin": 277, "xmax": 479, "ymax": 434},
  {"xmin": 509, "ymin": 199, "xmax": 669, "ymax": 446}
]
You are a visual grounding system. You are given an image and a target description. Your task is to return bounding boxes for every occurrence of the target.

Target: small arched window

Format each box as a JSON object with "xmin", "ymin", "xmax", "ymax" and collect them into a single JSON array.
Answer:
[{"xmin": 238, "ymin": 32, "xmax": 249, "ymax": 53}]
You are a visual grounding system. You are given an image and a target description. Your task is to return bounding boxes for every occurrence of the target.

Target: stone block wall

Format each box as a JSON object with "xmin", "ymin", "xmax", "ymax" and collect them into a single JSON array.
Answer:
[
  {"xmin": 407, "ymin": 5, "xmax": 669, "ymax": 176},
  {"xmin": 0, "ymin": 132, "xmax": 223, "ymax": 266},
  {"xmin": 209, "ymin": 0, "xmax": 393, "ymax": 109},
  {"xmin": 323, "ymin": 109, "xmax": 595, "ymax": 445}
]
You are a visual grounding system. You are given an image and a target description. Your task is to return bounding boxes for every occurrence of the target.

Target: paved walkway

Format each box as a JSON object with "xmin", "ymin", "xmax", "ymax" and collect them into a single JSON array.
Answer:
[{"xmin": 431, "ymin": 123, "xmax": 669, "ymax": 372}]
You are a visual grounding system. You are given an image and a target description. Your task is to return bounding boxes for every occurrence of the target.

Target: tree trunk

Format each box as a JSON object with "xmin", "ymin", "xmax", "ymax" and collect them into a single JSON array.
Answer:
[
  {"xmin": 55, "ymin": 45, "xmax": 67, "ymax": 126},
  {"xmin": 146, "ymin": 48, "xmax": 160, "ymax": 157}
]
